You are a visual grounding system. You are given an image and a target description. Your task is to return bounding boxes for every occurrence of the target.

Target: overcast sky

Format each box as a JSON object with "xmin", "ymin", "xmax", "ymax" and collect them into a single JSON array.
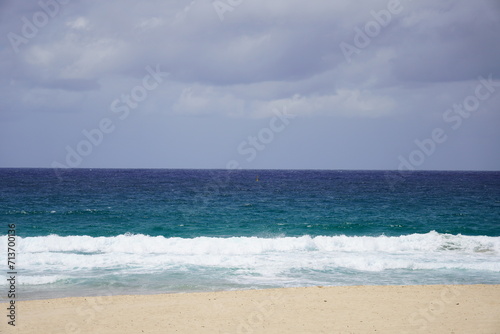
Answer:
[{"xmin": 1, "ymin": 0, "xmax": 499, "ymax": 170}]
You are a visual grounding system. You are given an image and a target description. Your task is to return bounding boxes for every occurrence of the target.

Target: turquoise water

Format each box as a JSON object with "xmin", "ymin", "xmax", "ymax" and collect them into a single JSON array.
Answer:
[{"xmin": 1, "ymin": 169, "xmax": 499, "ymax": 300}]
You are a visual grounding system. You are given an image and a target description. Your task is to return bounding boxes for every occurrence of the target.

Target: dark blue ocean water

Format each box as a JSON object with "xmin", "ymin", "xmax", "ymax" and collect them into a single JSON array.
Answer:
[{"xmin": 1, "ymin": 169, "xmax": 499, "ymax": 300}]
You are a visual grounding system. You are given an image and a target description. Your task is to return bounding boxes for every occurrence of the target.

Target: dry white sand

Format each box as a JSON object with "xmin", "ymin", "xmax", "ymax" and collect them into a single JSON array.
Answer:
[{"xmin": 2, "ymin": 284, "xmax": 500, "ymax": 333}]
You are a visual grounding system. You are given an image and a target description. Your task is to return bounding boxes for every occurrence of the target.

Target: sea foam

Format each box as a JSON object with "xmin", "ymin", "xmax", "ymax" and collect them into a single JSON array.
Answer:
[
  {"xmin": 1, "ymin": 232, "xmax": 499, "ymax": 287},
  {"xmin": 5, "ymin": 230, "xmax": 499, "ymax": 254}
]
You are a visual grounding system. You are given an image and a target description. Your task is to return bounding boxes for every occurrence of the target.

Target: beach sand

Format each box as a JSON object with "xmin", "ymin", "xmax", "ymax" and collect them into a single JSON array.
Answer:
[{"xmin": 2, "ymin": 285, "xmax": 499, "ymax": 333}]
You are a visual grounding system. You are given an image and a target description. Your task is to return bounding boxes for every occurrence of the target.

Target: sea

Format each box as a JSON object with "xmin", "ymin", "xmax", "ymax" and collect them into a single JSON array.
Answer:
[{"xmin": 1, "ymin": 169, "xmax": 499, "ymax": 301}]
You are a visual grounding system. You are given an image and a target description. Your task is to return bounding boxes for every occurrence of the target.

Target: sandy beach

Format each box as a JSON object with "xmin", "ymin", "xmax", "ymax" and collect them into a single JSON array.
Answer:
[{"xmin": 2, "ymin": 284, "xmax": 499, "ymax": 333}]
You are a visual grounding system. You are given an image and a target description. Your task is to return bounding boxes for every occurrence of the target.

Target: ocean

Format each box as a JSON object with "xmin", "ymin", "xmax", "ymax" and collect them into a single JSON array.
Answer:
[{"xmin": 1, "ymin": 169, "xmax": 499, "ymax": 301}]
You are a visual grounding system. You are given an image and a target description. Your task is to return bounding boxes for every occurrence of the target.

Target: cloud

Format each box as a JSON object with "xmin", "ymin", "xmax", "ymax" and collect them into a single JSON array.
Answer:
[
  {"xmin": 135, "ymin": 17, "xmax": 165, "ymax": 31},
  {"xmin": 389, "ymin": 1, "xmax": 500, "ymax": 83},
  {"xmin": 251, "ymin": 90, "xmax": 395, "ymax": 118},
  {"xmin": 170, "ymin": 84, "xmax": 395, "ymax": 119},
  {"xmin": 0, "ymin": 0, "xmax": 499, "ymax": 169},
  {"xmin": 66, "ymin": 17, "xmax": 89, "ymax": 30},
  {"xmin": 172, "ymin": 86, "xmax": 245, "ymax": 117}
]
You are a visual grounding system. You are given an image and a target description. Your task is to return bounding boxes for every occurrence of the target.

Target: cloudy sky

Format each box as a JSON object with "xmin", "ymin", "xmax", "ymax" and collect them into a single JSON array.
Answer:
[{"xmin": 1, "ymin": 0, "xmax": 499, "ymax": 170}]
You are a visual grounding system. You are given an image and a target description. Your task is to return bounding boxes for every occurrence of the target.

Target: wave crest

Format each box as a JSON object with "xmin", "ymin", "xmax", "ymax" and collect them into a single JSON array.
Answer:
[{"xmin": 4, "ymin": 231, "xmax": 499, "ymax": 255}]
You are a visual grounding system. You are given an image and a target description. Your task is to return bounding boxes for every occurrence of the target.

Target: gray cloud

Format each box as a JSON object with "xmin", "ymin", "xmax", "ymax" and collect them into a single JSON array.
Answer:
[{"xmin": 0, "ymin": 0, "xmax": 499, "ymax": 169}]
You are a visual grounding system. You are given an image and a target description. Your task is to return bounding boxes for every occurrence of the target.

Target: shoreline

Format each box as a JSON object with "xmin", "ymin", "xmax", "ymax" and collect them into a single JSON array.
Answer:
[
  {"xmin": 2, "ymin": 284, "xmax": 500, "ymax": 333},
  {"xmin": 3, "ymin": 282, "xmax": 500, "ymax": 302}
]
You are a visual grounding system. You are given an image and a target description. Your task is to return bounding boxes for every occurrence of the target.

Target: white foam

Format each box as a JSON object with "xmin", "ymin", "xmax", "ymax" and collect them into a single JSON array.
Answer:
[
  {"xmin": 4, "ymin": 231, "xmax": 499, "ymax": 255},
  {"xmin": 0, "ymin": 232, "xmax": 499, "ymax": 286}
]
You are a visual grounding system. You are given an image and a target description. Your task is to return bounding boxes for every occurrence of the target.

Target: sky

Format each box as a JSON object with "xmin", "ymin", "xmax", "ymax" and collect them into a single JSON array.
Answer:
[{"xmin": 0, "ymin": 0, "xmax": 499, "ymax": 170}]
